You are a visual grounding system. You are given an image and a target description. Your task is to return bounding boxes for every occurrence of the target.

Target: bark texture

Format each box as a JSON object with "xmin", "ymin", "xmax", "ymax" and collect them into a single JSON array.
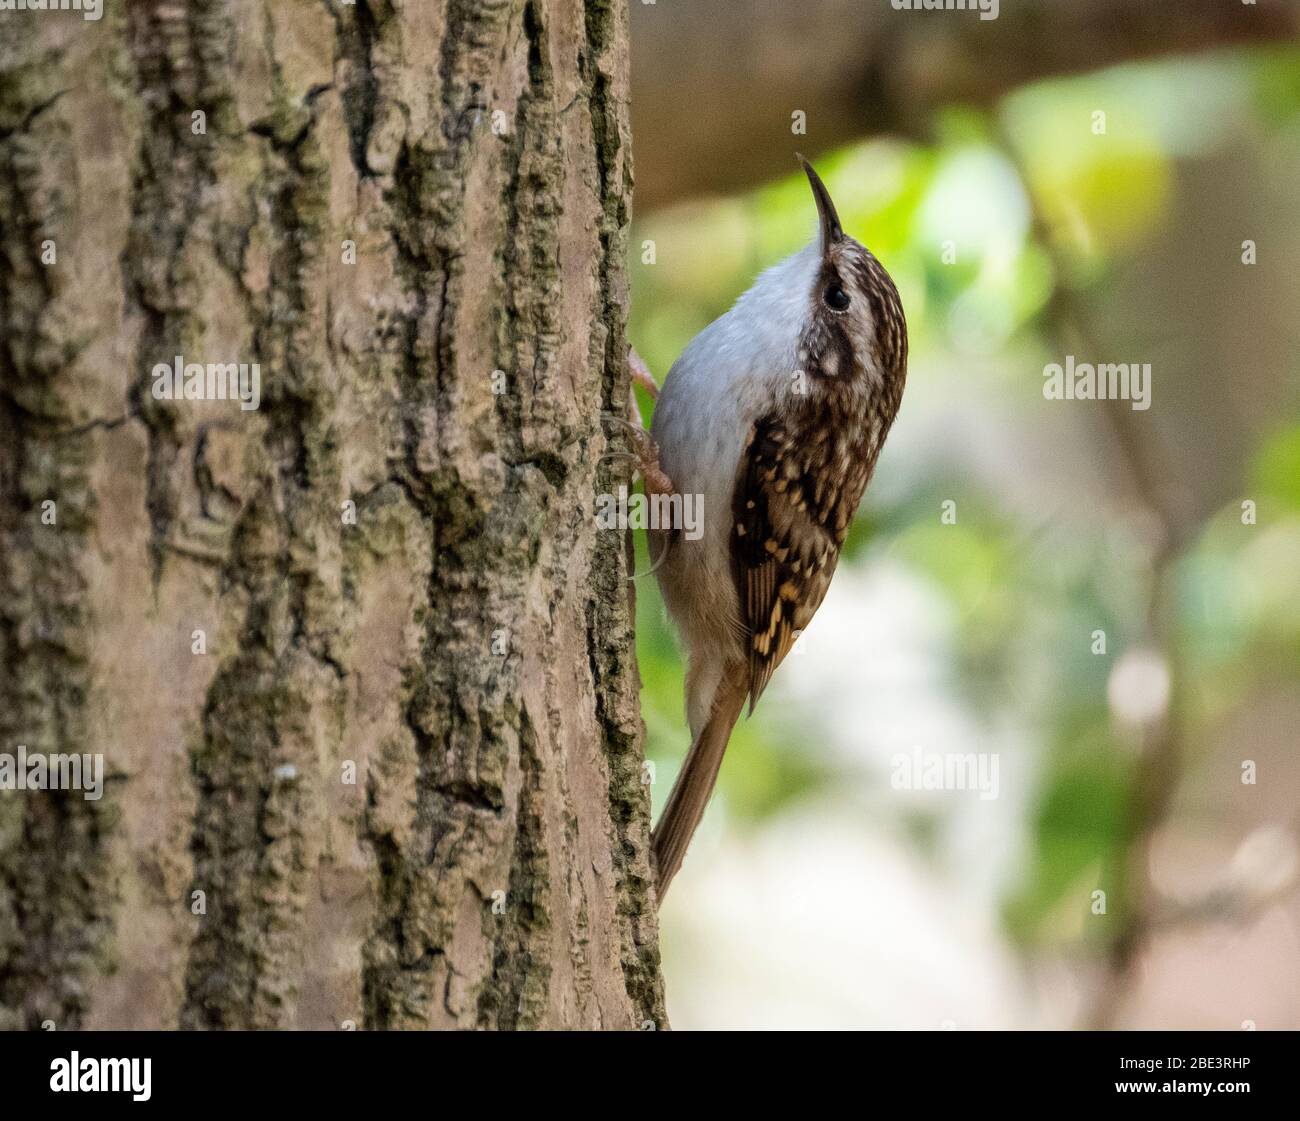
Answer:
[{"xmin": 0, "ymin": 0, "xmax": 664, "ymax": 1030}]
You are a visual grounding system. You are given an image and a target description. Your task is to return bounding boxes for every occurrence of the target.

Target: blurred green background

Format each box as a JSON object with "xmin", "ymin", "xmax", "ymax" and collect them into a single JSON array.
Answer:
[{"xmin": 627, "ymin": 36, "xmax": 1300, "ymax": 1029}]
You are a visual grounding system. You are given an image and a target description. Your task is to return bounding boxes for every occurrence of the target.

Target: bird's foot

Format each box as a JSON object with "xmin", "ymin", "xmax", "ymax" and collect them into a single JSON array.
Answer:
[
  {"xmin": 627, "ymin": 424, "xmax": 673, "ymax": 499},
  {"xmin": 601, "ymin": 415, "xmax": 674, "ymax": 499},
  {"xmin": 606, "ymin": 348, "xmax": 672, "ymax": 494}
]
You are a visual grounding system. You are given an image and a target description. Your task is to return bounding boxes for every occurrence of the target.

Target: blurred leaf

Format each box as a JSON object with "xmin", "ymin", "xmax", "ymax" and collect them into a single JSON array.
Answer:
[
  {"xmin": 1004, "ymin": 725, "xmax": 1133, "ymax": 947},
  {"xmin": 1250, "ymin": 423, "xmax": 1300, "ymax": 512}
]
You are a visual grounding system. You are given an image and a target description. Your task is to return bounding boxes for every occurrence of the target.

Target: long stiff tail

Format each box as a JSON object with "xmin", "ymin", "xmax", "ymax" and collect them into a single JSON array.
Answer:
[{"xmin": 652, "ymin": 664, "xmax": 749, "ymax": 905}]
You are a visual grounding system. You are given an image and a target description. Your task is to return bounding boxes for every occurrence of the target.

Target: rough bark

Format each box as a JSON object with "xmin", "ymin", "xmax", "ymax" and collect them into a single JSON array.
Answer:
[
  {"xmin": 630, "ymin": 0, "xmax": 1300, "ymax": 212},
  {"xmin": 0, "ymin": 0, "xmax": 664, "ymax": 1031}
]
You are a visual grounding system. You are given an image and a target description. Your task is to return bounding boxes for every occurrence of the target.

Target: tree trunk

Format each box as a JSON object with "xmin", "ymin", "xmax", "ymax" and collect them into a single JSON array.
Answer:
[{"xmin": 0, "ymin": 0, "xmax": 663, "ymax": 1031}]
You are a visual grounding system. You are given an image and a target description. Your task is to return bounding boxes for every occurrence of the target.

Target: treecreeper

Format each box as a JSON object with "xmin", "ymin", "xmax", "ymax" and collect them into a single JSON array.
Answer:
[{"xmin": 636, "ymin": 158, "xmax": 910, "ymax": 903}]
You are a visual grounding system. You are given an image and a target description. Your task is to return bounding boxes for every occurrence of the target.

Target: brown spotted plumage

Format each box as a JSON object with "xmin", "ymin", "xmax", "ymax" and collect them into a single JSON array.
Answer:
[{"xmin": 731, "ymin": 237, "xmax": 906, "ymax": 711}]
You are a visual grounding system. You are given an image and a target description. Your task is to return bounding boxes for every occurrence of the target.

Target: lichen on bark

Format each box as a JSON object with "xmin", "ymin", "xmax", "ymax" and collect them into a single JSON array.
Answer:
[{"xmin": 0, "ymin": 0, "xmax": 663, "ymax": 1031}]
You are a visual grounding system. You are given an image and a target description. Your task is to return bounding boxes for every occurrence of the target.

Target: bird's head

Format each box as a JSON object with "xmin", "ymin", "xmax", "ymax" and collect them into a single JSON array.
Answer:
[{"xmin": 795, "ymin": 155, "xmax": 908, "ymax": 391}]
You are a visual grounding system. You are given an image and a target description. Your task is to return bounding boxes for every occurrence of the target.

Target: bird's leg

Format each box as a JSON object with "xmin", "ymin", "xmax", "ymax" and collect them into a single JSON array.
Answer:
[
  {"xmin": 627, "ymin": 423, "xmax": 674, "ymax": 499},
  {"xmin": 629, "ymin": 346, "xmax": 660, "ymax": 400},
  {"xmin": 615, "ymin": 347, "xmax": 672, "ymax": 496}
]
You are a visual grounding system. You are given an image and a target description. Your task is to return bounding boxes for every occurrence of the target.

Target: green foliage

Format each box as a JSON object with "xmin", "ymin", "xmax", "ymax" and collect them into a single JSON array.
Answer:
[
  {"xmin": 1251, "ymin": 424, "xmax": 1300, "ymax": 513},
  {"xmin": 628, "ymin": 48, "xmax": 1300, "ymax": 955}
]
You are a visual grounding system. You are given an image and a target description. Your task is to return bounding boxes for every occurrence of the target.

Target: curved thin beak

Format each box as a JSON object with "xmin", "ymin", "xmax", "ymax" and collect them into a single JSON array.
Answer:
[{"xmin": 797, "ymin": 153, "xmax": 843, "ymax": 257}]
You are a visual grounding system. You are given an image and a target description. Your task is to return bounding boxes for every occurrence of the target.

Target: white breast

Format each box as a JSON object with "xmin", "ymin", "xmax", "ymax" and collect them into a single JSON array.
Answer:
[{"xmin": 648, "ymin": 243, "xmax": 820, "ymax": 729}]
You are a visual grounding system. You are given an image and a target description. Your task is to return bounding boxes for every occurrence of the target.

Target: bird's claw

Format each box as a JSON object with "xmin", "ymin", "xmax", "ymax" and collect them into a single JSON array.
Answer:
[
  {"xmin": 599, "ymin": 413, "xmax": 674, "ymax": 498},
  {"xmin": 625, "ymin": 424, "xmax": 673, "ymax": 499}
]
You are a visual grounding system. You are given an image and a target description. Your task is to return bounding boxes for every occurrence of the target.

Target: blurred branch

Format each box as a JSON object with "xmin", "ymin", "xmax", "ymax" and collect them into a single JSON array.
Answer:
[
  {"xmin": 1051, "ymin": 822, "xmax": 1300, "ymax": 949},
  {"xmin": 1148, "ymin": 824, "xmax": 1300, "ymax": 932},
  {"xmin": 991, "ymin": 127, "xmax": 1192, "ymax": 1031},
  {"xmin": 1085, "ymin": 399, "xmax": 1185, "ymax": 1033},
  {"xmin": 631, "ymin": 0, "xmax": 1299, "ymax": 211}
]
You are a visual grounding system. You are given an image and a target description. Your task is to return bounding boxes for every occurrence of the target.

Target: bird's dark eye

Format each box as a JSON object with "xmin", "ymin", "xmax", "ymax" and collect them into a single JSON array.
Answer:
[{"xmin": 824, "ymin": 284, "xmax": 850, "ymax": 311}]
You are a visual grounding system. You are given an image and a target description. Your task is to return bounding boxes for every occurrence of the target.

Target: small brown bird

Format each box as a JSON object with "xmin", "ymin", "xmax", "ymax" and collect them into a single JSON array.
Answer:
[{"xmin": 644, "ymin": 157, "xmax": 909, "ymax": 903}]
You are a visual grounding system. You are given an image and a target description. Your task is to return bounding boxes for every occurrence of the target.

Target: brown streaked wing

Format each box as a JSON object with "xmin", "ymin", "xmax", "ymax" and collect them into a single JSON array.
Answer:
[{"xmin": 730, "ymin": 414, "xmax": 840, "ymax": 711}]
